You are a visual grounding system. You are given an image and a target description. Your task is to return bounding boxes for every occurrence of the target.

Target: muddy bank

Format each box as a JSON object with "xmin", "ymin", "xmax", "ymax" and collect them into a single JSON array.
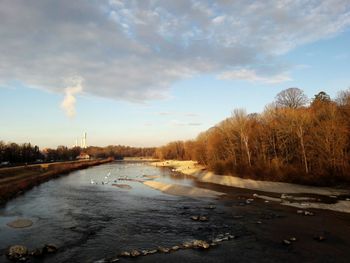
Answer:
[{"xmin": 0, "ymin": 158, "xmax": 113, "ymax": 204}]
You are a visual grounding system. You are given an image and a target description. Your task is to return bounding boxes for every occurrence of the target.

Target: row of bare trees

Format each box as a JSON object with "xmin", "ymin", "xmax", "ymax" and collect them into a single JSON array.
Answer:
[{"xmin": 155, "ymin": 88, "xmax": 350, "ymax": 185}]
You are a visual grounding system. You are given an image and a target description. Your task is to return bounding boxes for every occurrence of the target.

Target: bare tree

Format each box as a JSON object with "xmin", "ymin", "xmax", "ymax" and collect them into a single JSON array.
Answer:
[{"xmin": 275, "ymin": 88, "xmax": 308, "ymax": 109}]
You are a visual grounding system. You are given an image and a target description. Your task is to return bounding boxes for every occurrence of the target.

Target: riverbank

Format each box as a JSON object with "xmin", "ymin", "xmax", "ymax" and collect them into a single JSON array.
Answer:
[
  {"xmin": 151, "ymin": 160, "xmax": 350, "ymax": 213},
  {"xmin": 0, "ymin": 158, "xmax": 113, "ymax": 204}
]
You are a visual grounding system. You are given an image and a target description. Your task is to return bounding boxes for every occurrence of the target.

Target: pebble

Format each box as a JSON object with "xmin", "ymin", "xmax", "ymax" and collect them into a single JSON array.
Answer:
[
  {"xmin": 158, "ymin": 247, "xmax": 170, "ymax": 253},
  {"xmin": 192, "ymin": 240, "xmax": 210, "ymax": 249},
  {"xmin": 314, "ymin": 236, "xmax": 326, "ymax": 242},
  {"xmin": 130, "ymin": 249, "xmax": 141, "ymax": 257},
  {"xmin": 171, "ymin": 246, "xmax": 180, "ymax": 251},
  {"xmin": 282, "ymin": 240, "xmax": 291, "ymax": 245},
  {"xmin": 119, "ymin": 251, "xmax": 130, "ymax": 257},
  {"xmin": 108, "ymin": 258, "xmax": 120, "ymax": 262},
  {"xmin": 182, "ymin": 242, "xmax": 193, "ymax": 248},
  {"xmin": 199, "ymin": 216, "xmax": 208, "ymax": 222}
]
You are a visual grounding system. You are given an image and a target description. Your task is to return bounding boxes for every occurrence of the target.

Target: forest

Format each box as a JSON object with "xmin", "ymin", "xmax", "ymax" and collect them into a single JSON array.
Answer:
[{"xmin": 154, "ymin": 88, "xmax": 350, "ymax": 186}]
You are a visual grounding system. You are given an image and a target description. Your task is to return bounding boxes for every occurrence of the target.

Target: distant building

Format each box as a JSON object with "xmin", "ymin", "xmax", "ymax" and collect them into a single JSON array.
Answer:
[{"xmin": 76, "ymin": 153, "xmax": 90, "ymax": 160}]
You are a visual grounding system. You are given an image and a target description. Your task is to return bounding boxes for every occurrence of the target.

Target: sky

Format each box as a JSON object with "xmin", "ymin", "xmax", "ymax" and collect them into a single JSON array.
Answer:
[{"xmin": 0, "ymin": 0, "xmax": 350, "ymax": 148}]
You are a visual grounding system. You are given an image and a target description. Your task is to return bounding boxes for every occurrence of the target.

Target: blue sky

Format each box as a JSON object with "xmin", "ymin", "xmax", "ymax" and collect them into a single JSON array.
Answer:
[{"xmin": 1, "ymin": 1, "xmax": 350, "ymax": 148}]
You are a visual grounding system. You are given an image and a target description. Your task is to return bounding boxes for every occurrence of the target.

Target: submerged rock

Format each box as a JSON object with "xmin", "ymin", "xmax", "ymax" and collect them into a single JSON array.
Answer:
[
  {"xmin": 112, "ymin": 184, "xmax": 132, "ymax": 190},
  {"xmin": 7, "ymin": 218, "xmax": 33, "ymax": 228},
  {"xmin": 7, "ymin": 245, "xmax": 28, "ymax": 261}
]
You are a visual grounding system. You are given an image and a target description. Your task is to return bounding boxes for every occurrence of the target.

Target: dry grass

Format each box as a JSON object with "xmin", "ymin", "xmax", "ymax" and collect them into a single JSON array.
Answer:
[{"xmin": 0, "ymin": 159, "xmax": 112, "ymax": 204}]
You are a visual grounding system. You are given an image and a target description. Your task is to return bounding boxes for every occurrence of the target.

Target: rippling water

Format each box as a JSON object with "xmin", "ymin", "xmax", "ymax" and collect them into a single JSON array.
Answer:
[{"xmin": 0, "ymin": 162, "xmax": 234, "ymax": 262}]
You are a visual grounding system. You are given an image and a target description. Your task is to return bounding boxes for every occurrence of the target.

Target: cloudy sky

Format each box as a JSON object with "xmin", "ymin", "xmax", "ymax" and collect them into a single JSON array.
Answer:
[{"xmin": 1, "ymin": 0, "xmax": 350, "ymax": 148}]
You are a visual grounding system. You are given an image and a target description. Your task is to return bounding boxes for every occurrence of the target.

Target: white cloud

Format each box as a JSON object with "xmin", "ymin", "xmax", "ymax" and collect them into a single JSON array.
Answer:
[
  {"xmin": 61, "ymin": 77, "xmax": 83, "ymax": 118},
  {"xmin": 218, "ymin": 69, "xmax": 292, "ymax": 84},
  {"xmin": 0, "ymin": 0, "xmax": 349, "ymax": 104}
]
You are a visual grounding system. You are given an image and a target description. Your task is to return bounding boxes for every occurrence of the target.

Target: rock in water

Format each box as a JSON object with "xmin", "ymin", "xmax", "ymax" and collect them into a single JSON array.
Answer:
[
  {"xmin": 190, "ymin": 216, "xmax": 199, "ymax": 221},
  {"xmin": 171, "ymin": 246, "xmax": 180, "ymax": 251},
  {"xmin": 130, "ymin": 250, "xmax": 141, "ymax": 257},
  {"xmin": 199, "ymin": 216, "xmax": 208, "ymax": 222},
  {"xmin": 43, "ymin": 244, "xmax": 58, "ymax": 254},
  {"xmin": 192, "ymin": 240, "xmax": 210, "ymax": 249},
  {"xmin": 119, "ymin": 251, "xmax": 130, "ymax": 257},
  {"xmin": 7, "ymin": 245, "xmax": 28, "ymax": 261},
  {"xmin": 158, "ymin": 247, "xmax": 170, "ymax": 253},
  {"xmin": 7, "ymin": 218, "xmax": 33, "ymax": 228}
]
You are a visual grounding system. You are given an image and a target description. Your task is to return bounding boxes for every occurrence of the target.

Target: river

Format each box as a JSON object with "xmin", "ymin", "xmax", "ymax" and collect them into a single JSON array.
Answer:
[{"xmin": 1, "ymin": 162, "xmax": 350, "ymax": 263}]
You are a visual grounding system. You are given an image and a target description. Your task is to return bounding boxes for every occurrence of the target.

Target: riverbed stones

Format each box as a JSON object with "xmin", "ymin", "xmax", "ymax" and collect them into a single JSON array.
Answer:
[
  {"xmin": 7, "ymin": 245, "xmax": 28, "ymax": 261},
  {"xmin": 7, "ymin": 218, "xmax": 33, "ymax": 228}
]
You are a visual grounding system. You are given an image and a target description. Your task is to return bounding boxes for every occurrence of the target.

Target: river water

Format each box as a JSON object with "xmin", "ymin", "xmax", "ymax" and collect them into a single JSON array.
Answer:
[
  {"xmin": 2, "ymin": 162, "xmax": 350, "ymax": 263},
  {"xmin": 0, "ymin": 162, "xmax": 239, "ymax": 262}
]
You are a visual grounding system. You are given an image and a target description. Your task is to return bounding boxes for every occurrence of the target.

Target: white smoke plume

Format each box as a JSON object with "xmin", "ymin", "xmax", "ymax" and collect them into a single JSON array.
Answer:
[{"xmin": 61, "ymin": 76, "xmax": 83, "ymax": 118}]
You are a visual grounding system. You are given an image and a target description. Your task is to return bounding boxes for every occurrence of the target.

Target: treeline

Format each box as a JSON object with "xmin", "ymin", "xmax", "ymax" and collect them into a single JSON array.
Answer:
[
  {"xmin": 155, "ymin": 88, "xmax": 350, "ymax": 186},
  {"xmin": 0, "ymin": 142, "xmax": 43, "ymax": 164},
  {"xmin": 0, "ymin": 142, "xmax": 155, "ymax": 165},
  {"xmin": 85, "ymin": 145, "xmax": 156, "ymax": 159}
]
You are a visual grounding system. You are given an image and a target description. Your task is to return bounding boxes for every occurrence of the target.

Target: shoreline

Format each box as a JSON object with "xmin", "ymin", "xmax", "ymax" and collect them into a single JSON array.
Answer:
[
  {"xmin": 151, "ymin": 160, "xmax": 350, "ymax": 213},
  {"xmin": 151, "ymin": 160, "xmax": 350, "ymax": 196},
  {"xmin": 0, "ymin": 158, "xmax": 113, "ymax": 205}
]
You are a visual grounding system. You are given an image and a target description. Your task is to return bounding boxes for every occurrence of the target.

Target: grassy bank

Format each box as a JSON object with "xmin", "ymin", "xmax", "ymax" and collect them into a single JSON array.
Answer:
[{"xmin": 0, "ymin": 158, "xmax": 113, "ymax": 204}]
